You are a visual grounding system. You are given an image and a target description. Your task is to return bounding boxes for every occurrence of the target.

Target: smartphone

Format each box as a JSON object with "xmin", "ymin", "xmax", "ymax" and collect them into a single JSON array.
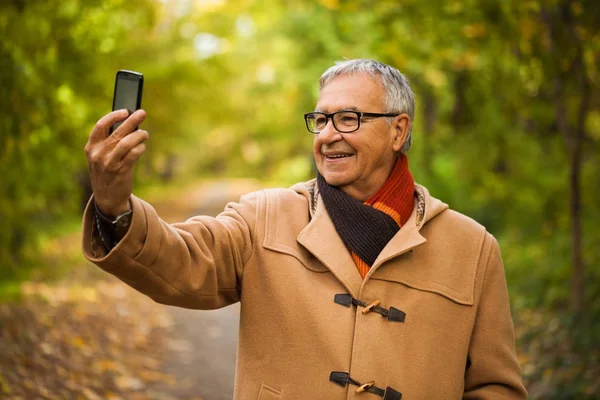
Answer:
[{"xmin": 110, "ymin": 70, "xmax": 144, "ymax": 134}]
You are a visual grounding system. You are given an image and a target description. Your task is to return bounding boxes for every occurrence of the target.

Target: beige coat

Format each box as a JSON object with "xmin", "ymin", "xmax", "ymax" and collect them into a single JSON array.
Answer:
[{"xmin": 82, "ymin": 181, "xmax": 527, "ymax": 399}]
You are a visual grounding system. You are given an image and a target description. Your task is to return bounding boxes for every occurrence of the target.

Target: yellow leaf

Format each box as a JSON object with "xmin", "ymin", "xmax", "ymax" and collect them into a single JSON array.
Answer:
[
  {"xmin": 138, "ymin": 369, "xmax": 169, "ymax": 383},
  {"xmin": 320, "ymin": 0, "xmax": 339, "ymax": 9},
  {"xmin": 92, "ymin": 359, "xmax": 119, "ymax": 373},
  {"xmin": 70, "ymin": 336, "xmax": 85, "ymax": 349},
  {"xmin": 455, "ymin": 50, "xmax": 479, "ymax": 70},
  {"xmin": 425, "ymin": 69, "xmax": 447, "ymax": 88},
  {"xmin": 0, "ymin": 373, "xmax": 11, "ymax": 394},
  {"xmin": 462, "ymin": 24, "xmax": 487, "ymax": 39}
]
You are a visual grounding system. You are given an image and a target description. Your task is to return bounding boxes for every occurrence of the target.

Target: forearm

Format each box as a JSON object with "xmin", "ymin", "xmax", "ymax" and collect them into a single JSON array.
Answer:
[{"xmin": 82, "ymin": 193, "xmax": 257, "ymax": 310}]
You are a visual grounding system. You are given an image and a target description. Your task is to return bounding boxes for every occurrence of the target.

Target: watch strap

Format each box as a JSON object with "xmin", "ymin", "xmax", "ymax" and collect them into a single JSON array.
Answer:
[
  {"xmin": 93, "ymin": 200, "xmax": 133, "ymax": 251},
  {"xmin": 95, "ymin": 203, "xmax": 133, "ymax": 228},
  {"xmin": 95, "ymin": 209, "xmax": 117, "ymax": 251}
]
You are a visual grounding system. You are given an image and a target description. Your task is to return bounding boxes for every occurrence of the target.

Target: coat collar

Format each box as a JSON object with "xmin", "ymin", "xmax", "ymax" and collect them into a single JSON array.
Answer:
[
  {"xmin": 368, "ymin": 184, "xmax": 448, "ymax": 278},
  {"xmin": 297, "ymin": 193, "xmax": 364, "ymax": 297},
  {"xmin": 293, "ymin": 180, "xmax": 448, "ymax": 296}
]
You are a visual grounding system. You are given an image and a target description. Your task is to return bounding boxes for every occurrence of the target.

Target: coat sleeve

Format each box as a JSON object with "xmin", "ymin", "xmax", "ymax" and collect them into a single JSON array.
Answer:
[
  {"xmin": 81, "ymin": 191, "xmax": 260, "ymax": 310},
  {"xmin": 463, "ymin": 234, "xmax": 528, "ymax": 399}
]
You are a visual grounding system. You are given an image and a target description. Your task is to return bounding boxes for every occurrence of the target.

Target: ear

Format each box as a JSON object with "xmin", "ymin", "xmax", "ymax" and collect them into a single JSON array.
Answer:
[{"xmin": 391, "ymin": 113, "xmax": 411, "ymax": 153}]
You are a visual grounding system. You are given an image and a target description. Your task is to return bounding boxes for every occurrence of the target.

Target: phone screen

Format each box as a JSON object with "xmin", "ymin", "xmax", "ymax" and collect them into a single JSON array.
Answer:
[{"xmin": 111, "ymin": 70, "xmax": 143, "ymax": 133}]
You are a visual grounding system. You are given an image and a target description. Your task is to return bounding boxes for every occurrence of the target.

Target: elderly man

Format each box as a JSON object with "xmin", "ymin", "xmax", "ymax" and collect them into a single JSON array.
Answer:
[{"xmin": 83, "ymin": 59, "xmax": 527, "ymax": 399}]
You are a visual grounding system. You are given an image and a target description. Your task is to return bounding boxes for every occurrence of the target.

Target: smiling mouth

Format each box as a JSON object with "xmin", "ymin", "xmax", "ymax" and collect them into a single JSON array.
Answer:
[{"xmin": 325, "ymin": 154, "xmax": 353, "ymax": 159}]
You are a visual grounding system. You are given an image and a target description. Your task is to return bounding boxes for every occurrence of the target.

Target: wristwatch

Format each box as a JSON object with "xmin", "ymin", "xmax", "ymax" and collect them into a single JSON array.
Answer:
[
  {"xmin": 93, "ymin": 201, "xmax": 133, "ymax": 251},
  {"xmin": 96, "ymin": 207, "xmax": 133, "ymax": 230}
]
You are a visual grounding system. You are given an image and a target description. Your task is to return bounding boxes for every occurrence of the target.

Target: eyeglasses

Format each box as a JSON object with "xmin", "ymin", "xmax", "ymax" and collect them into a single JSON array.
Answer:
[{"xmin": 303, "ymin": 111, "xmax": 399, "ymax": 134}]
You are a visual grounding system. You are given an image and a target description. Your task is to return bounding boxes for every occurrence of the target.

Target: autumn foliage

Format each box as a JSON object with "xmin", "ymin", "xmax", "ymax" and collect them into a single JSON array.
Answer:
[{"xmin": 0, "ymin": 0, "xmax": 599, "ymax": 398}]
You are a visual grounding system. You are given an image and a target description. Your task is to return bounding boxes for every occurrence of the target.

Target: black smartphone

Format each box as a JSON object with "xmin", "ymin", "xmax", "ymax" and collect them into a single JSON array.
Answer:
[{"xmin": 110, "ymin": 70, "xmax": 144, "ymax": 134}]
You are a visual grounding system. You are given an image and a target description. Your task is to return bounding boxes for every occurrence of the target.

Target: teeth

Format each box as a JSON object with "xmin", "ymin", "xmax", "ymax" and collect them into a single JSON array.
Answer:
[{"xmin": 328, "ymin": 154, "xmax": 349, "ymax": 158}]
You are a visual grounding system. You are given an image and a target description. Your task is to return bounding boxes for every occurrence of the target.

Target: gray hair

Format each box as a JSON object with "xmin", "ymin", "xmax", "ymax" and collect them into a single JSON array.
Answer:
[{"xmin": 319, "ymin": 59, "xmax": 415, "ymax": 154}]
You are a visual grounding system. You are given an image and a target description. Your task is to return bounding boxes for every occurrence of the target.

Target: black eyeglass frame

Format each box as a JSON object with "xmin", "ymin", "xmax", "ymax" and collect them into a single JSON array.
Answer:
[{"xmin": 303, "ymin": 111, "xmax": 400, "ymax": 134}]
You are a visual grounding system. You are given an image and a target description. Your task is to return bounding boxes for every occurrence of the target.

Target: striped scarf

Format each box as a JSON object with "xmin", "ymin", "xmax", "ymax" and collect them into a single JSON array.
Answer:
[{"xmin": 317, "ymin": 155, "xmax": 415, "ymax": 279}]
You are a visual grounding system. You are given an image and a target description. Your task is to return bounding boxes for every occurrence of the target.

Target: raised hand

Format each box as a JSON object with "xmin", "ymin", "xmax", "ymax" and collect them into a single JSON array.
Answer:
[{"xmin": 85, "ymin": 109, "xmax": 149, "ymax": 218}]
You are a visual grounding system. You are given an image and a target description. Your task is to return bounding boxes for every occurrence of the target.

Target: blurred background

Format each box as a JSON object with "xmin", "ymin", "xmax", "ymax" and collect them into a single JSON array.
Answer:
[{"xmin": 0, "ymin": 0, "xmax": 599, "ymax": 399}]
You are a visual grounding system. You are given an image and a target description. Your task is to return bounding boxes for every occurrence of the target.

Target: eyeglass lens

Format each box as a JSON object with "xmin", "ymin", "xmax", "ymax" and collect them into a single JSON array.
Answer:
[{"xmin": 307, "ymin": 112, "xmax": 359, "ymax": 133}]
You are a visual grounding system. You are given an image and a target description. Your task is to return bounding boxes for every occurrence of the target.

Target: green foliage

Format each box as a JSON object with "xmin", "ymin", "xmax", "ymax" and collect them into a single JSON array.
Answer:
[
  {"xmin": 0, "ymin": 0, "xmax": 158, "ymax": 272},
  {"xmin": 0, "ymin": 0, "xmax": 599, "ymax": 396}
]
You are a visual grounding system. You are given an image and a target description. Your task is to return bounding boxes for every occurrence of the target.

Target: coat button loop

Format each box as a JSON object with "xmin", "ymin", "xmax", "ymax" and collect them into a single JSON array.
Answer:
[
  {"xmin": 356, "ymin": 381, "xmax": 375, "ymax": 393},
  {"xmin": 362, "ymin": 300, "xmax": 380, "ymax": 314}
]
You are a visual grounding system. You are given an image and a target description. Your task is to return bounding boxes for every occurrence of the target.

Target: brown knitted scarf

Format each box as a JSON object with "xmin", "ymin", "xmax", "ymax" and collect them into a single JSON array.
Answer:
[{"xmin": 317, "ymin": 155, "xmax": 415, "ymax": 278}]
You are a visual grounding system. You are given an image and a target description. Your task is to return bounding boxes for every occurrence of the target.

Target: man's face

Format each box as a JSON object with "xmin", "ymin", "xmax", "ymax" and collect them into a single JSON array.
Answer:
[{"xmin": 313, "ymin": 73, "xmax": 406, "ymax": 201}]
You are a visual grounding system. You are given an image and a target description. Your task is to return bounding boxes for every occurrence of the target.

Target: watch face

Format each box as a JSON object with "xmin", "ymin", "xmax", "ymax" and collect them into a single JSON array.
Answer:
[{"xmin": 114, "ymin": 213, "xmax": 132, "ymax": 230}]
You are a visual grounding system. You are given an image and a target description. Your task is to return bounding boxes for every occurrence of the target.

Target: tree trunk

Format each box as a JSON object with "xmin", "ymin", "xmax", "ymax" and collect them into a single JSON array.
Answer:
[
  {"xmin": 569, "ymin": 146, "xmax": 583, "ymax": 315},
  {"xmin": 451, "ymin": 72, "xmax": 468, "ymax": 128},
  {"xmin": 544, "ymin": 1, "xmax": 588, "ymax": 316},
  {"xmin": 570, "ymin": 49, "xmax": 590, "ymax": 316}
]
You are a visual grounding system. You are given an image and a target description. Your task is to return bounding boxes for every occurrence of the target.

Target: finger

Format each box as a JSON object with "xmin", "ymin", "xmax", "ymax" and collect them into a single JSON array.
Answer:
[
  {"xmin": 111, "ymin": 109, "xmax": 147, "ymax": 140},
  {"xmin": 122, "ymin": 141, "xmax": 147, "ymax": 166},
  {"xmin": 89, "ymin": 109, "xmax": 130, "ymax": 144},
  {"xmin": 110, "ymin": 130, "xmax": 149, "ymax": 162}
]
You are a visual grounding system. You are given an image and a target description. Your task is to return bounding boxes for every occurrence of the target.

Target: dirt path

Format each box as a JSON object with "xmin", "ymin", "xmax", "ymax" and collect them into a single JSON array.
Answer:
[
  {"xmin": 0, "ymin": 179, "xmax": 261, "ymax": 400},
  {"xmin": 148, "ymin": 179, "xmax": 261, "ymax": 400}
]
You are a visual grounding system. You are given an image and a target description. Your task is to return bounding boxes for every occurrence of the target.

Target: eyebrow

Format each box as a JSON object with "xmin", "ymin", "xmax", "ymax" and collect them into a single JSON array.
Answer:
[{"xmin": 314, "ymin": 106, "xmax": 359, "ymax": 113}]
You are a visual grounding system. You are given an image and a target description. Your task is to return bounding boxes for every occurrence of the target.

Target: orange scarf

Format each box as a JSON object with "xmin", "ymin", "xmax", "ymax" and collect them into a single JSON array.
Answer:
[
  {"xmin": 317, "ymin": 154, "xmax": 415, "ymax": 279},
  {"xmin": 352, "ymin": 155, "xmax": 414, "ymax": 278}
]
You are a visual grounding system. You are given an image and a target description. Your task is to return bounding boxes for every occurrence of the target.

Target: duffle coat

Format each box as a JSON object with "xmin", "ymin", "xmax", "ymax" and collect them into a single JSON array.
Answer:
[{"xmin": 82, "ymin": 180, "xmax": 527, "ymax": 399}]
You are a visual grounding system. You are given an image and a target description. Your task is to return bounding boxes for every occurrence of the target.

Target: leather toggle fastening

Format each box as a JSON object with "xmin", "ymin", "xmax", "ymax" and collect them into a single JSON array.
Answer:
[
  {"xmin": 362, "ymin": 300, "xmax": 380, "ymax": 314},
  {"xmin": 329, "ymin": 371, "xmax": 402, "ymax": 399},
  {"xmin": 334, "ymin": 294, "xmax": 406, "ymax": 323},
  {"xmin": 330, "ymin": 371, "xmax": 351, "ymax": 387},
  {"xmin": 333, "ymin": 294, "xmax": 355, "ymax": 307},
  {"xmin": 356, "ymin": 381, "xmax": 375, "ymax": 393},
  {"xmin": 383, "ymin": 387, "xmax": 403, "ymax": 400}
]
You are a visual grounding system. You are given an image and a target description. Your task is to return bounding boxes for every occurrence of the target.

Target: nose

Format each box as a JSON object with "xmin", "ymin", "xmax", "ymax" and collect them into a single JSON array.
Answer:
[{"xmin": 317, "ymin": 117, "xmax": 343, "ymax": 143}]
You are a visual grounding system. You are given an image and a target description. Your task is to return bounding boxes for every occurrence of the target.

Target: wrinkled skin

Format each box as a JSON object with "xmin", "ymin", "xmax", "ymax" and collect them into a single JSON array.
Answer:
[
  {"xmin": 85, "ymin": 109, "xmax": 149, "ymax": 217},
  {"xmin": 313, "ymin": 73, "xmax": 411, "ymax": 201}
]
